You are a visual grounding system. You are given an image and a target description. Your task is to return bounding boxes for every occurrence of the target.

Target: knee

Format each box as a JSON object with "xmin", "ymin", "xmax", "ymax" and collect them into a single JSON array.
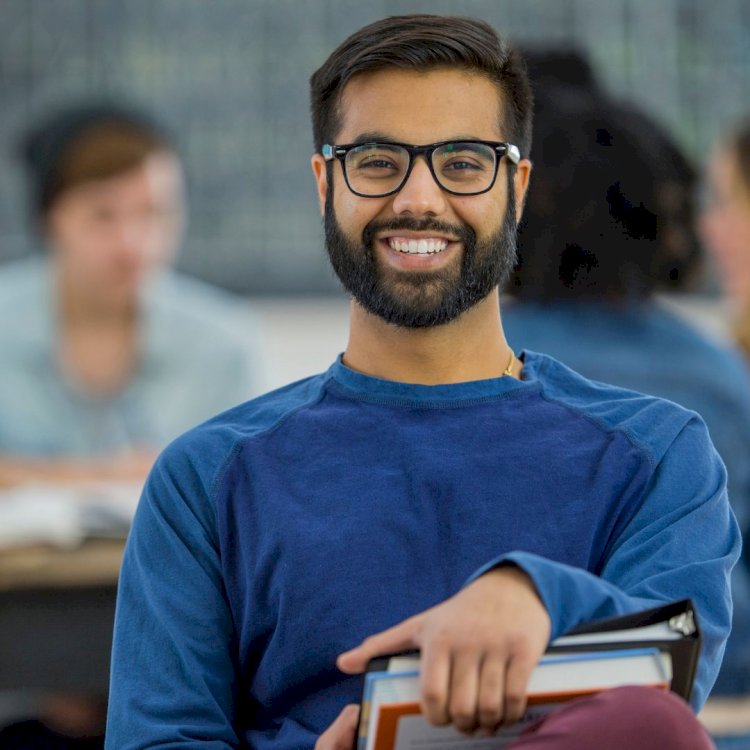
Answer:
[{"xmin": 583, "ymin": 686, "xmax": 714, "ymax": 749}]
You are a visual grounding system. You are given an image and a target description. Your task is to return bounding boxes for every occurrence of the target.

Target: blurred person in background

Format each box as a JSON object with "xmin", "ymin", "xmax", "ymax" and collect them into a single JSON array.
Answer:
[
  {"xmin": 502, "ymin": 50, "xmax": 750, "ymax": 749},
  {"xmin": 699, "ymin": 117, "xmax": 750, "ymax": 748},
  {"xmin": 0, "ymin": 102, "xmax": 259, "ymax": 488},
  {"xmin": 0, "ymin": 102, "xmax": 259, "ymax": 748},
  {"xmin": 701, "ymin": 119, "xmax": 750, "ymax": 359}
]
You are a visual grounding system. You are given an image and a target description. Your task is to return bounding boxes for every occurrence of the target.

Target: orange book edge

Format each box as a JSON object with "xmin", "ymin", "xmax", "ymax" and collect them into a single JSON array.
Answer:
[{"xmin": 371, "ymin": 682, "xmax": 669, "ymax": 750}]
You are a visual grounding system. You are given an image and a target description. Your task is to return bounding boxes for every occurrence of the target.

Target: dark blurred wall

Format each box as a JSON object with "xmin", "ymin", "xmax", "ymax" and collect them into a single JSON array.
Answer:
[{"xmin": 1, "ymin": 0, "xmax": 748, "ymax": 295}]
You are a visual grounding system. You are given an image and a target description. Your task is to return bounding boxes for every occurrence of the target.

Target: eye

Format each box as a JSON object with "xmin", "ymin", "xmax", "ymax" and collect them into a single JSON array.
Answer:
[
  {"xmin": 435, "ymin": 143, "xmax": 495, "ymax": 182},
  {"xmin": 357, "ymin": 156, "xmax": 399, "ymax": 171},
  {"xmin": 89, "ymin": 206, "xmax": 117, "ymax": 223},
  {"xmin": 347, "ymin": 145, "xmax": 406, "ymax": 174},
  {"xmin": 442, "ymin": 158, "xmax": 484, "ymax": 172}
]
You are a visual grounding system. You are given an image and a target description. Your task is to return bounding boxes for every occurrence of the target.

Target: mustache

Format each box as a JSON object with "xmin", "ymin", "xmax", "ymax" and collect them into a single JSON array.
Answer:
[{"xmin": 362, "ymin": 217, "xmax": 476, "ymax": 248}]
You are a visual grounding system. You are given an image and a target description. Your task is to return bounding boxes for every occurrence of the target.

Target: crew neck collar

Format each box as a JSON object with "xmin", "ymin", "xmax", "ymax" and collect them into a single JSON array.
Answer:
[{"xmin": 327, "ymin": 351, "xmax": 538, "ymax": 406}]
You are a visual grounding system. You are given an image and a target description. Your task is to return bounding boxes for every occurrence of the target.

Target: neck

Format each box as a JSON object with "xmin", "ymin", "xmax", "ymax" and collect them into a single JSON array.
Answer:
[
  {"xmin": 343, "ymin": 290, "xmax": 518, "ymax": 384},
  {"xmin": 53, "ymin": 266, "xmax": 140, "ymax": 397},
  {"xmin": 55, "ymin": 265, "xmax": 137, "ymax": 329}
]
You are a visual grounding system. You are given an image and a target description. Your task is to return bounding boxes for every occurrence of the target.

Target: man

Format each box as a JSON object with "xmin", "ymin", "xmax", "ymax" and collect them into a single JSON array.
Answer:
[{"xmin": 106, "ymin": 16, "xmax": 737, "ymax": 749}]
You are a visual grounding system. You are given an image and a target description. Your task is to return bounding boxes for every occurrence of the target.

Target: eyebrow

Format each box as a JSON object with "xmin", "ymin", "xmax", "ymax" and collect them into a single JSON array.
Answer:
[{"xmin": 348, "ymin": 132, "xmax": 490, "ymax": 146}]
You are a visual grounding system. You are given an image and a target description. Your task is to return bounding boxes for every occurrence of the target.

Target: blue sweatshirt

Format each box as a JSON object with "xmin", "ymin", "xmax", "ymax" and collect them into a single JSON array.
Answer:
[
  {"xmin": 106, "ymin": 351, "xmax": 739, "ymax": 749},
  {"xmin": 503, "ymin": 300, "xmax": 750, "ymax": 695}
]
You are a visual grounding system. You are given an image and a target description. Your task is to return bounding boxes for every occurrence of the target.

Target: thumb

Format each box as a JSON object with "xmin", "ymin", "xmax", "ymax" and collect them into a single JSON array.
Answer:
[
  {"xmin": 314, "ymin": 704, "xmax": 360, "ymax": 750},
  {"xmin": 337, "ymin": 614, "xmax": 423, "ymax": 674}
]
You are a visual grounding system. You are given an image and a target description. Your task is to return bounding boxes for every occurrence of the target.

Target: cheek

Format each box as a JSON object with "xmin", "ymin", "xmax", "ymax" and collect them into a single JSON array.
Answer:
[
  {"xmin": 147, "ymin": 214, "xmax": 179, "ymax": 248},
  {"xmin": 705, "ymin": 208, "xmax": 750, "ymax": 264},
  {"xmin": 49, "ymin": 217, "xmax": 107, "ymax": 265},
  {"xmin": 454, "ymin": 196, "xmax": 505, "ymax": 240},
  {"xmin": 333, "ymin": 190, "xmax": 384, "ymax": 236},
  {"xmin": 143, "ymin": 226, "xmax": 177, "ymax": 267},
  {"xmin": 702, "ymin": 208, "xmax": 750, "ymax": 298}
]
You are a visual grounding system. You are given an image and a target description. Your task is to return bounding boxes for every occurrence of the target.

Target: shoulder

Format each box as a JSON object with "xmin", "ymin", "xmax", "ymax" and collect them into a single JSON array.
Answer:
[
  {"xmin": 0, "ymin": 257, "xmax": 50, "ymax": 348},
  {"xmin": 143, "ymin": 271, "xmax": 258, "ymax": 354},
  {"xmin": 145, "ymin": 271, "xmax": 255, "ymax": 331},
  {"xmin": 522, "ymin": 350, "xmax": 709, "ymax": 464},
  {"xmin": 148, "ymin": 370, "xmax": 333, "ymax": 499},
  {"xmin": 0, "ymin": 257, "xmax": 47, "ymax": 306}
]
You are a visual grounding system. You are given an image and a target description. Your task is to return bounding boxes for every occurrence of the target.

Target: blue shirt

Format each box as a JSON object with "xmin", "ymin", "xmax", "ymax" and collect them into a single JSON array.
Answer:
[
  {"xmin": 0, "ymin": 258, "xmax": 260, "ymax": 456},
  {"xmin": 503, "ymin": 299, "xmax": 750, "ymax": 695},
  {"xmin": 106, "ymin": 352, "xmax": 739, "ymax": 749}
]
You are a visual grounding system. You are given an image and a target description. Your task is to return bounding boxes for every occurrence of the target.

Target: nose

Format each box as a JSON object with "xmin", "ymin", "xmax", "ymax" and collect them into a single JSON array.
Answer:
[
  {"xmin": 111, "ymin": 214, "xmax": 152, "ymax": 264},
  {"xmin": 391, "ymin": 156, "xmax": 448, "ymax": 217}
]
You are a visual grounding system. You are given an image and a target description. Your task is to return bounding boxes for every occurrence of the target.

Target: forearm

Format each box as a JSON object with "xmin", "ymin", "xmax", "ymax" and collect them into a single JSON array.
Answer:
[
  {"xmin": 0, "ymin": 450, "xmax": 158, "ymax": 488},
  {"xmin": 466, "ymin": 419, "xmax": 740, "ymax": 711},
  {"xmin": 106, "ymin": 445, "xmax": 239, "ymax": 749}
]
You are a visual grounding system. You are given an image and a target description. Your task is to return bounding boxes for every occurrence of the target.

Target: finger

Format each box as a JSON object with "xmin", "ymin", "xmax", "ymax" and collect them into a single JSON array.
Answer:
[
  {"xmin": 314, "ymin": 704, "xmax": 360, "ymax": 750},
  {"xmin": 337, "ymin": 615, "xmax": 423, "ymax": 674},
  {"xmin": 446, "ymin": 649, "xmax": 481, "ymax": 734},
  {"xmin": 419, "ymin": 637, "xmax": 452, "ymax": 726},
  {"xmin": 476, "ymin": 650, "xmax": 507, "ymax": 733},
  {"xmin": 503, "ymin": 649, "xmax": 537, "ymax": 724}
]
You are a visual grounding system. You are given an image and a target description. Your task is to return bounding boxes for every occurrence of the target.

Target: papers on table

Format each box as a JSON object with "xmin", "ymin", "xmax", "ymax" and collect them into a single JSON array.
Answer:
[{"xmin": 0, "ymin": 481, "xmax": 141, "ymax": 549}]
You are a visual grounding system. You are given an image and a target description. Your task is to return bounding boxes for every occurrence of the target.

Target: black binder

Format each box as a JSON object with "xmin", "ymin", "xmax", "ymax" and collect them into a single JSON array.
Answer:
[{"xmin": 546, "ymin": 598, "xmax": 701, "ymax": 702}]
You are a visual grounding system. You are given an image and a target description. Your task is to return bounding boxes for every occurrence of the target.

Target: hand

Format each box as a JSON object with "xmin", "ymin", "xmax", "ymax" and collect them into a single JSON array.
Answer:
[
  {"xmin": 337, "ymin": 566, "xmax": 551, "ymax": 734},
  {"xmin": 315, "ymin": 704, "xmax": 359, "ymax": 750}
]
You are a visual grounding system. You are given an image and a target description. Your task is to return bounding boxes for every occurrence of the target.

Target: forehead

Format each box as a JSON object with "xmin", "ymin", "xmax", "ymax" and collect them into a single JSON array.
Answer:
[
  {"xmin": 64, "ymin": 153, "xmax": 183, "ymax": 205},
  {"xmin": 337, "ymin": 67, "xmax": 504, "ymax": 144}
]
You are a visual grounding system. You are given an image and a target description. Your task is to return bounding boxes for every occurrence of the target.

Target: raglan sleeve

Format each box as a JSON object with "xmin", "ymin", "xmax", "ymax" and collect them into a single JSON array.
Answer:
[
  {"xmin": 105, "ymin": 437, "xmax": 240, "ymax": 749},
  {"xmin": 466, "ymin": 414, "xmax": 741, "ymax": 711}
]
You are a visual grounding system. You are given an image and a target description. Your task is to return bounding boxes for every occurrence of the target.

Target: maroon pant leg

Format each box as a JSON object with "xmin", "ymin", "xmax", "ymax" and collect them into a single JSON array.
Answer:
[{"xmin": 508, "ymin": 686, "xmax": 715, "ymax": 750}]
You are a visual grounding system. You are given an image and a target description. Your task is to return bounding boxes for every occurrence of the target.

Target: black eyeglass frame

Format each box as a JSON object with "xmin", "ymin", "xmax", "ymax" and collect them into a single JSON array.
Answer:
[{"xmin": 321, "ymin": 139, "xmax": 521, "ymax": 198}]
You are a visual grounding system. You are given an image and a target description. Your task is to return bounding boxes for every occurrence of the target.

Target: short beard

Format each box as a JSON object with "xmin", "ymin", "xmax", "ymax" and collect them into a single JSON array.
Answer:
[{"xmin": 324, "ymin": 176, "xmax": 518, "ymax": 329}]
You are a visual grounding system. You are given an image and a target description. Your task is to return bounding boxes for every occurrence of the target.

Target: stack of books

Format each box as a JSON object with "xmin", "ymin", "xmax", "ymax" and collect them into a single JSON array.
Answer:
[{"xmin": 357, "ymin": 599, "xmax": 700, "ymax": 750}]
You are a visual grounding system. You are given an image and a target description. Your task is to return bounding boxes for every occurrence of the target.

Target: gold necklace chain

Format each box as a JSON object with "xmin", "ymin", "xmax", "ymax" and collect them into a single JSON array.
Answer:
[{"xmin": 503, "ymin": 348, "xmax": 515, "ymax": 377}]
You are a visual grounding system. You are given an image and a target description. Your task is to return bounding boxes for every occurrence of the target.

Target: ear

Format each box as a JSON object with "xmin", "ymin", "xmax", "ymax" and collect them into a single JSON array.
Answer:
[
  {"xmin": 513, "ymin": 158, "xmax": 532, "ymax": 224},
  {"xmin": 311, "ymin": 153, "xmax": 328, "ymax": 217}
]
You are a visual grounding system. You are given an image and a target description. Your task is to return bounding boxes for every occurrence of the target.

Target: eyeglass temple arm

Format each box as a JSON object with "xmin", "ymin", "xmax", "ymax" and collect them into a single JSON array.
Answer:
[{"xmin": 504, "ymin": 144, "xmax": 521, "ymax": 164}]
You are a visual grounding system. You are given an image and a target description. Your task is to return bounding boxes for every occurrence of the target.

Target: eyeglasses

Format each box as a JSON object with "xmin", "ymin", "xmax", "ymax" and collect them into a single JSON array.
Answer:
[{"xmin": 322, "ymin": 140, "xmax": 521, "ymax": 198}]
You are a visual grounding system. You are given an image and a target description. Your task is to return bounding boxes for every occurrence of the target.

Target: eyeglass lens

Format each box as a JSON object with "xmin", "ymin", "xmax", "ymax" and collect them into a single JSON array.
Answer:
[{"xmin": 344, "ymin": 142, "xmax": 497, "ymax": 196}]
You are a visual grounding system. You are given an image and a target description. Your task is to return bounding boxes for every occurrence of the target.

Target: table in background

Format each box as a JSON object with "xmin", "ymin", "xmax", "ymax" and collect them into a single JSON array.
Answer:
[{"xmin": 0, "ymin": 539, "xmax": 124, "ymax": 695}]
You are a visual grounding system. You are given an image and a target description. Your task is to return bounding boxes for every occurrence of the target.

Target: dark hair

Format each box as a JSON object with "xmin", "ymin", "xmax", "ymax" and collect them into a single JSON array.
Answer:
[
  {"xmin": 309, "ymin": 14, "xmax": 533, "ymax": 157},
  {"xmin": 508, "ymin": 70, "xmax": 700, "ymax": 301},
  {"xmin": 20, "ymin": 102, "xmax": 174, "ymax": 218},
  {"xmin": 521, "ymin": 46, "xmax": 598, "ymax": 92}
]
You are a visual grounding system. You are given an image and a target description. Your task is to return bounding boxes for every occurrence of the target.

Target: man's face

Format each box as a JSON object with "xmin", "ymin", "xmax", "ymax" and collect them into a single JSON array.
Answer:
[
  {"xmin": 46, "ymin": 152, "xmax": 185, "ymax": 307},
  {"xmin": 311, "ymin": 68, "xmax": 531, "ymax": 328}
]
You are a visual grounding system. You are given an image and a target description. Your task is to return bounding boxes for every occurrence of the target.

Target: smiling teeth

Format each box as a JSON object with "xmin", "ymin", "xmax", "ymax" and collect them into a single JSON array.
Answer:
[{"xmin": 388, "ymin": 238, "xmax": 449, "ymax": 255}]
